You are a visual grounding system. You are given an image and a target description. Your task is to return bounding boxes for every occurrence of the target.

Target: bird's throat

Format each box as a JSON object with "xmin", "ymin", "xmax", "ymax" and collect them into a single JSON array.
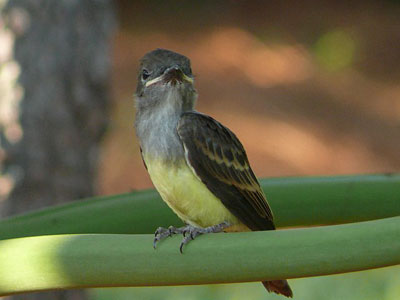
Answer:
[{"xmin": 135, "ymin": 91, "xmax": 186, "ymax": 162}]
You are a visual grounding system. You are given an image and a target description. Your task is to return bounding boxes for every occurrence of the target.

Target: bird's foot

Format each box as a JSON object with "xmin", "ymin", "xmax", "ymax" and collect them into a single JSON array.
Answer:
[
  {"xmin": 153, "ymin": 225, "xmax": 188, "ymax": 249},
  {"xmin": 179, "ymin": 221, "xmax": 231, "ymax": 253},
  {"xmin": 153, "ymin": 221, "xmax": 231, "ymax": 252}
]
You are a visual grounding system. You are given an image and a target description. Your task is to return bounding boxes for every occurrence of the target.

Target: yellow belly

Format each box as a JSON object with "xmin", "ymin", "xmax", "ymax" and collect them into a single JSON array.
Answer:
[{"xmin": 145, "ymin": 157, "xmax": 246, "ymax": 230}]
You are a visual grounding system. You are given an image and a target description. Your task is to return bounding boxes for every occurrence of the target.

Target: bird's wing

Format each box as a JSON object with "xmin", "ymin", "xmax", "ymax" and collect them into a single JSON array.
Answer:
[{"xmin": 177, "ymin": 111, "xmax": 275, "ymax": 231}]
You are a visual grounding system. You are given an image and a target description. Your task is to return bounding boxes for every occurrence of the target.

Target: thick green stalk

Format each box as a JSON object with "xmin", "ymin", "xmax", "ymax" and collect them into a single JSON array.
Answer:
[
  {"xmin": 0, "ymin": 174, "xmax": 399, "ymax": 240},
  {"xmin": 0, "ymin": 216, "xmax": 399, "ymax": 296}
]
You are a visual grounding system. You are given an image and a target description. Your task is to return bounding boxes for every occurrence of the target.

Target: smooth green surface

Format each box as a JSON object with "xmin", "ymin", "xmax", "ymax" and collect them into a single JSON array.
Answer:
[
  {"xmin": 0, "ymin": 216, "xmax": 399, "ymax": 296},
  {"xmin": 0, "ymin": 174, "xmax": 399, "ymax": 240},
  {"xmin": 91, "ymin": 266, "xmax": 400, "ymax": 300}
]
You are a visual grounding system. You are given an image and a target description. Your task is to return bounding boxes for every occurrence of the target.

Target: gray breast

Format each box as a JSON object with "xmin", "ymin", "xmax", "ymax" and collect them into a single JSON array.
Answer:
[{"xmin": 135, "ymin": 105, "xmax": 185, "ymax": 162}]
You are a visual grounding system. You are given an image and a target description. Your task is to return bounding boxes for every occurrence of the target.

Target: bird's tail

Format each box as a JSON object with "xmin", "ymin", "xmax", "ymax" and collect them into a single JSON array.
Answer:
[{"xmin": 262, "ymin": 280, "xmax": 293, "ymax": 298}]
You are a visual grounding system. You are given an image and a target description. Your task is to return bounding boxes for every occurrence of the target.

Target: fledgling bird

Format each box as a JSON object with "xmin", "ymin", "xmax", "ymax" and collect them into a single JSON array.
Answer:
[{"xmin": 134, "ymin": 48, "xmax": 293, "ymax": 298}]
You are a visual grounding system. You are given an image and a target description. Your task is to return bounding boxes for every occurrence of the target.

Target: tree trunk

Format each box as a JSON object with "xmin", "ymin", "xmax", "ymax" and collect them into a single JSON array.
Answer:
[{"xmin": 0, "ymin": 0, "xmax": 116, "ymax": 299}]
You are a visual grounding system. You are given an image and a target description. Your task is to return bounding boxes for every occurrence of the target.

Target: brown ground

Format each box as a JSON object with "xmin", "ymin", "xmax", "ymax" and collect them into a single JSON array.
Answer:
[{"xmin": 98, "ymin": 1, "xmax": 400, "ymax": 194}]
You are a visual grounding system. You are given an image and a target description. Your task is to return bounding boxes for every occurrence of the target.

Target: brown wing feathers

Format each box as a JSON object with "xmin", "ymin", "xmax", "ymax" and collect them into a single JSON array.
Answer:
[{"xmin": 177, "ymin": 112, "xmax": 275, "ymax": 231}]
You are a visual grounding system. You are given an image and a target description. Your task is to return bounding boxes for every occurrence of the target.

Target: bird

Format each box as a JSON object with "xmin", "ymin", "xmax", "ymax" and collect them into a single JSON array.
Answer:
[{"xmin": 134, "ymin": 48, "xmax": 293, "ymax": 298}]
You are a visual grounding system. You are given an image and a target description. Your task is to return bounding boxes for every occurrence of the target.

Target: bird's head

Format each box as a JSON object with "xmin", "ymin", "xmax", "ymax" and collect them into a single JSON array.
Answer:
[{"xmin": 135, "ymin": 49, "xmax": 197, "ymax": 113}]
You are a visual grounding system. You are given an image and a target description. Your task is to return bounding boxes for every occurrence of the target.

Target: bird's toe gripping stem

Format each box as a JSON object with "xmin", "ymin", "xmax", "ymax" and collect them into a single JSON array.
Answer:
[
  {"xmin": 179, "ymin": 221, "xmax": 231, "ymax": 253},
  {"xmin": 153, "ymin": 225, "xmax": 184, "ymax": 249},
  {"xmin": 153, "ymin": 221, "xmax": 231, "ymax": 252}
]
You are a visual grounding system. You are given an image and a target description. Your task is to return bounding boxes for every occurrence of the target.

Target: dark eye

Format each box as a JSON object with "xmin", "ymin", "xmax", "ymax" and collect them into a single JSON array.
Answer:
[{"xmin": 142, "ymin": 69, "xmax": 150, "ymax": 80}]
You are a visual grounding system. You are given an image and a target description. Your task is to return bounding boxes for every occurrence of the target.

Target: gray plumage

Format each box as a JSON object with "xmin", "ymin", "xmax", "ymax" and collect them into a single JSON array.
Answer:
[{"xmin": 135, "ymin": 49, "xmax": 197, "ymax": 163}]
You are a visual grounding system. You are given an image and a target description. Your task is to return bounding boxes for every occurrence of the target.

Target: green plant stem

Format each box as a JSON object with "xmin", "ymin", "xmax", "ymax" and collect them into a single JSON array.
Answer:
[
  {"xmin": 0, "ymin": 216, "xmax": 399, "ymax": 296},
  {"xmin": 0, "ymin": 174, "xmax": 399, "ymax": 240}
]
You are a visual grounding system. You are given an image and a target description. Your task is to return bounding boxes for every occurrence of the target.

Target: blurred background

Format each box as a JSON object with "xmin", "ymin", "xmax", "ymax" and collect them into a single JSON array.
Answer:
[
  {"xmin": 102, "ymin": 0, "xmax": 400, "ymax": 193},
  {"xmin": 1, "ymin": 0, "xmax": 399, "ymax": 299}
]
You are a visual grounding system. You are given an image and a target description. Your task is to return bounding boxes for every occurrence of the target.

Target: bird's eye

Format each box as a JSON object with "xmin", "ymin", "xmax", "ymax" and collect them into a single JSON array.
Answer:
[{"xmin": 142, "ymin": 69, "xmax": 150, "ymax": 80}]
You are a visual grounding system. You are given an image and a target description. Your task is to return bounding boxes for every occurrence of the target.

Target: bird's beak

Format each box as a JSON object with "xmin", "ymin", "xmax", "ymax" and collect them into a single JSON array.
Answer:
[{"xmin": 145, "ymin": 66, "xmax": 193, "ymax": 87}]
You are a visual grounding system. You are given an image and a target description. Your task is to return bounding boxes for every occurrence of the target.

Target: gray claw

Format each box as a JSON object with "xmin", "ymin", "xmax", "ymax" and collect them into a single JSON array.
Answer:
[
  {"xmin": 153, "ymin": 225, "xmax": 185, "ymax": 249},
  {"xmin": 154, "ymin": 222, "xmax": 231, "ymax": 252},
  {"xmin": 153, "ymin": 226, "xmax": 171, "ymax": 249}
]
